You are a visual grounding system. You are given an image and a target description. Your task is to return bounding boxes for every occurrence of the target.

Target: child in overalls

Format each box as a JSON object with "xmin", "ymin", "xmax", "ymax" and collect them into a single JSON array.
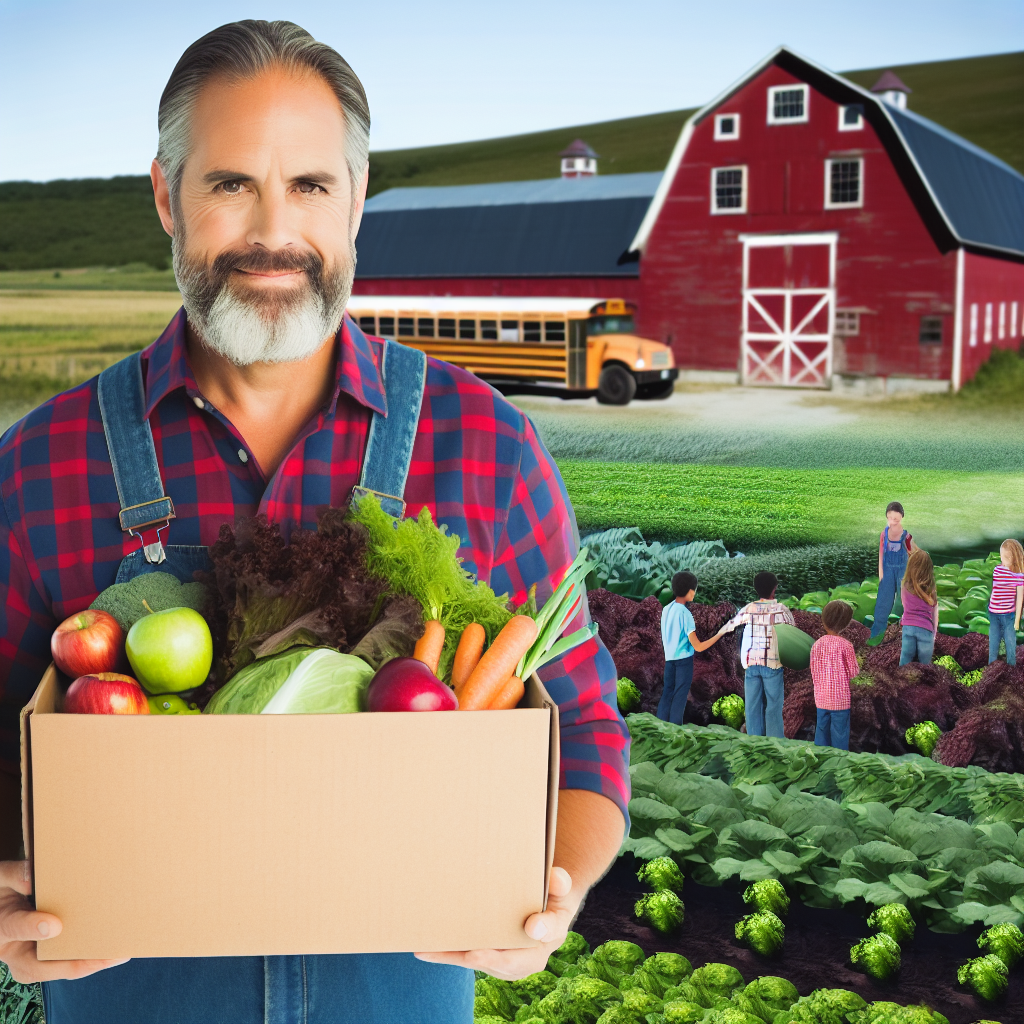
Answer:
[{"xmin": 869, "ymin": 501, "xmax": 914, "ymax": 643}]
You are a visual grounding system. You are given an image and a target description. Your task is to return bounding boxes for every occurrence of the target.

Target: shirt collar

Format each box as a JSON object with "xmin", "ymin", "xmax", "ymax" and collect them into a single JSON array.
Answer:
[{"xmin": 142, "ymin": 309, "xmax": 388, "ymax": 419}]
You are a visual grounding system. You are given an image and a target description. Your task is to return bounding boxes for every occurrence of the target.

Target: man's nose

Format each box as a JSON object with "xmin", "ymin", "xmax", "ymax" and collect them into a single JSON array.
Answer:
[{"xmin": 245, "ymin": 185, "xmax": 297, "ymax": 251}]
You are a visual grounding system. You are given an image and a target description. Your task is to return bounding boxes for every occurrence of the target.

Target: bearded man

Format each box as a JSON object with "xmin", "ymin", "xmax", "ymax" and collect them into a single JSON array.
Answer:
[{"xmin": 0, "ymin": 20, "xmax": 629, "ymax": 1024}]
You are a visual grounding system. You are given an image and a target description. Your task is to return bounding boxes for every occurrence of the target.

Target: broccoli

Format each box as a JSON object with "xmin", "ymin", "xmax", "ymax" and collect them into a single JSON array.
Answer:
[
  {"xmin": 584, "ymin": 941, "xmax": 647, "ymax": 987},
  {"xmin": 637, "ymin": 857, "xmax": 685, "ymax": 894},
  {"xmin": 621, "ymin": 953, "xmax": 692, "ymax": 999},
  {"xmin": 735, "ymin": 911, "xmax": 785, "ymax": 956},
  {"xmin": 688, "ymin": 964, "xmax": 745, "ymax": 1008},
  {"xmin": 742, "ymin": 879, "xmax": 790, "ymax": 918},
  {"xmin": 735, "ymin": 976, "xmax": 799, "ymax": 1019},
  {"xmin": 850, "ymin": 932, "xmax": 901, "ymax": 981},
  {"xmin": 89, "ymin": 571, "xmax": 207, "ymax": 632},
  {"xmin": 513, "ymin": 970, "xmax": 559, "ymax": 1005},
  {"xmin": 475, "ymin": 976, "xmax": 525, "ymax": 1020},
  {"xmin": 662, "ymin": 1001, "xmax": 706, "ymax": 1024},
  {"xmin": 867, "ymin": 903, "xmax": 916, "ymax": 945},
  {"xmin": 904, "ymin": 721, "xmax": 941, "ymax": 758},
  {"xmin": 617, "ymin": 677, "xmax": 643, "ymax": 715},
  {"xmin": 634, "ymin": 891, "xmax": 684, "ymax": 934},
  {"xmin": 712, "ymin": 693, "xmax": 745, "ymax": 730},
  {"xmin": 957, "ymin": 954, "xmax": 1009, "ymax": 1002},
  {"xmin": 977, "ymin": 922, "xmax": 1023, "ymax": 969}
]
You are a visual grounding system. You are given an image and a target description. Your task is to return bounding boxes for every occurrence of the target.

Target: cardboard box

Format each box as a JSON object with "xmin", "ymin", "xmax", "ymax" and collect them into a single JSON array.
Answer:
[{"xmin": 21, "ymin": 665, "xmax": 559, "ymax": 960}]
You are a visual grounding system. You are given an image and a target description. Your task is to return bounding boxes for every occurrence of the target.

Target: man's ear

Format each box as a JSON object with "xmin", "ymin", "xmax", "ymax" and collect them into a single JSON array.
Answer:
[
  {"xmin": 349, "ymin": 164, "xmax": 370, "ymax": 241},
  {"xmin": 151, "ymin": 159, "xmax": 175, "ymax": 237}
]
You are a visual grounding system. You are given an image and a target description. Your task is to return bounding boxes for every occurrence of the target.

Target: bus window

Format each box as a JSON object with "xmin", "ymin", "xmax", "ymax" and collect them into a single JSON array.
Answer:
[
  {"xmin": 378, "ymin": 317, "xmax": 396, "ymax": 337},
  {"xmin": 481, "ymin": 319, "xmax": 498, "ymax": 340},
  {"xmin": 459, "ymin": 319, "xmax": 476, "ymax": 339},
  {"xmin": 500, "ymin": 320, "xmax": 520, "ymax": 342},
  {"xmin": 399, "ymin": 317, "xmax": 415, "ymax": 337},
  {"xmin": 545, "ymin": 321, "xmax": 566, "ymax": 342},
  {"xmin": 438, "ymin": 318, "xmax": 456, "ymax": 338},
  {"xmin": 358, "ymin": 316, "xmax": 376, "ymax": 334},
  {"xmin": 589, "ymin": 314, "xmax": 635, "ymax": 336},
  {"xmin": 523, "ymin": 321, "xmax": 542, "ymax": 342},
  {"xmin": 418, "ymin": 318, "xmax": 435, "ymax": 337}
]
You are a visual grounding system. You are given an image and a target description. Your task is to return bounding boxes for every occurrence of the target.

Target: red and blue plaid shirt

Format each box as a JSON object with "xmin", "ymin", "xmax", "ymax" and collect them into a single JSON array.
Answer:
[{"xmin": 0, "ymin": 311, "xmax": 630, "ymax": 821}]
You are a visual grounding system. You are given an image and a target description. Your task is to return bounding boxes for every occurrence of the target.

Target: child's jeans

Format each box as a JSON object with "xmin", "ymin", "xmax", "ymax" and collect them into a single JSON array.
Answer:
[
  {"xmin": 744, "ymin": 664, "xmax": 784, "ymax": 737},
  {"xmin": 900, "ymin": 625, "xmax": 935, "ymax": 665},
  {"xmin": 988, "ymin": 611, "xmax": 1018, "ymax": 665},
  {"xmin": 657, "ymin": 656, "xmax": 694, "ymax": 725},
  {"xmin": 815, "ymin": 708, "xmax": 851, "ymax": 750}
]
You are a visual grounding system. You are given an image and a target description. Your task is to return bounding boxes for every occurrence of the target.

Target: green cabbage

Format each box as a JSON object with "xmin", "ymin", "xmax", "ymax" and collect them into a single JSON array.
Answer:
[
  {"xmin": 850, "ymin": 932, "xmax": 901, "ymax": 981},
  {"xmin": 712, "ymin": 693, "xmax": 745, "ymax": 730},
  {"xmin": 957, "ymin": 954, "xmax": 1008, "ymax": 1002},
  {"xmin": 204, "ymin": 647, "xmax": 373, "ymax": 714},
  {"xmin": 617, "ymin": 677, "xmax": 643, "ymax": 715},
  {"xmin": 867, "ymin": 903, "xmax": 916, "ymax": 945},
  {"xmin": 735, "ymin": 910, "xmax": 785, "ymax": 956},
  {"xmin": 977, "ymin": 922, "xmax": 1024, "ymax": 968},
  {"xmin": 637, "ymin": 856, "xmax": 685, "ymax": 894},
  {"xmin": 634, "ymin": 890, "xmax": 684, "ymax": 933},
  {"xmin": 904, "ymin": 721, "xmax": 941, "ymax": 758},
  {"xmin": 742, "ymin": 879, "xmax": 790, "ymax": 918}
]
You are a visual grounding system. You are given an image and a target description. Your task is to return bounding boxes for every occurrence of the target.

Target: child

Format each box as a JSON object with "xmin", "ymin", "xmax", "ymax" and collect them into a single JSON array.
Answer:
[
  {"xmin": 900, "ymin": 548, "xmax": 939, "ymax": 665},
  {"xmin": 810, "ymin": 601, "xmax": 859, "ymax": 750},
  {"xmin": 718, "ymin": 571, "xmax": 794, "ymax": 737},
  {"xmin": 989, "ymin": 538, "xmax": 1024, "ymax": 666},
  {"xmin": 868, "ymin": 501, "xmax": 914, "ymax": 643},
  {"xmin": 658, "ymin": 571, "xmax": 726, "ymax": 725}
]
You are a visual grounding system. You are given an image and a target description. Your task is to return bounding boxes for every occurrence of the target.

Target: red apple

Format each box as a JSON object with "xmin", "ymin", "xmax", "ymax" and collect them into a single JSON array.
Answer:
[
  {"xmin": 64, "ymin": 672, "xmax": 149, "ymax": 715},
  {"xmin": 367, "ymin": 658, "xmax": 458, "ymax": 712},
  {"xmin": 51, "ymin": 609, "xmax": 124, "ymax": 678}
]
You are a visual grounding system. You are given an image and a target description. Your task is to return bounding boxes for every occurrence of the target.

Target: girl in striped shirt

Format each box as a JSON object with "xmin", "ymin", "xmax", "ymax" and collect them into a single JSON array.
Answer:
[{"xmin": 989, "ymin": 538, "xmax": 1024, "ymax": 666}]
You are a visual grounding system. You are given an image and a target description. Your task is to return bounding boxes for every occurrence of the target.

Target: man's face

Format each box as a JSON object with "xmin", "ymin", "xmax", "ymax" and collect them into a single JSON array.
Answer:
[{"xmin": 155, "ymin": 65, "xmax": 367, "ymax": 365}]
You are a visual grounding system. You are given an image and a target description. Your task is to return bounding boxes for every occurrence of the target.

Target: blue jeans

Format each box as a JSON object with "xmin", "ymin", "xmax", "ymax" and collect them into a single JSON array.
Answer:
[
  {"xmin": 989, "ymin": 611, "xmax": 1018, "ymax": 665},
  {"xmin": 657, "ymin": 656, "xmax": 694, "ymax": 725},
  {"xmin": 744, "ymin": 664, "xmax": 784, "ymax": 737},
  {"xmin": 870, "ymin": 561, "xmax": 906, "ymax": 638},
  {"xmin": 43, "ymin": 954, "xmax": 474, "ymax": 1024},
  {"xmin": 899, "ymin": 625, "xmax": 935, "ymax": 665},
  {"xmin": 815, "ymin": 708, "xmax": 851, "ymax": 750}
]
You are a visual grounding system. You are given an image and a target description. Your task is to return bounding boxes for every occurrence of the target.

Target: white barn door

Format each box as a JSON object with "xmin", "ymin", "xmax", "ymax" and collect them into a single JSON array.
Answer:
[{"xmin": 740, "ymin": 232, "xmax": 837, "ymax": 387}]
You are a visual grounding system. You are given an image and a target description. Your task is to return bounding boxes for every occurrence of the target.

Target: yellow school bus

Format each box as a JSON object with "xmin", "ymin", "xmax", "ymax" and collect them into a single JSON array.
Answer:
[{"xmin": 346, "ymin": 296, "xmax": 678, "ymax": 405}]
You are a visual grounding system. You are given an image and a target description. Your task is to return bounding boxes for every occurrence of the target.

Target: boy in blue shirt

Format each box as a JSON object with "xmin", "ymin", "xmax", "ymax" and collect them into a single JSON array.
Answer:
[{"xmin": 658, "ymin": 571, "xmax": 727, "ymax": 725}]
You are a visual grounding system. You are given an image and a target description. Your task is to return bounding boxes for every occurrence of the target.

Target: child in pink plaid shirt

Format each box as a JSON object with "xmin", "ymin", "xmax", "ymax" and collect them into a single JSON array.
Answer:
[{"xmin": 810, "ymin": 601, "xmax": 860, "ymax": 750}]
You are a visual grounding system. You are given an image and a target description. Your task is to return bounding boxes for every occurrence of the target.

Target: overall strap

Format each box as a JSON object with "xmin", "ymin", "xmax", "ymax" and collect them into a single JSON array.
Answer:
[
  {"xmin": 351, "ymin": 339, "xmax": 427, "ymax": 518},
  {"xmin": 97, "ymin": 353, "xmax": 175, "ymax": 564}
]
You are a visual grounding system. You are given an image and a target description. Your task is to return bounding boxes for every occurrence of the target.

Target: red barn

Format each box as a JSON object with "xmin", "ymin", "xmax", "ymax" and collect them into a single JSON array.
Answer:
[{"xmin": 628, "ymin": 47, "xmax": 1024, "ymax": 390}]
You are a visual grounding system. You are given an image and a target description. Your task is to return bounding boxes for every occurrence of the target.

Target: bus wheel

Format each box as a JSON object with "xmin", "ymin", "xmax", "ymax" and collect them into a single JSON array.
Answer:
[{"xmin": 597, "ymin": 365, "xmax": 637, "ymax": 405}]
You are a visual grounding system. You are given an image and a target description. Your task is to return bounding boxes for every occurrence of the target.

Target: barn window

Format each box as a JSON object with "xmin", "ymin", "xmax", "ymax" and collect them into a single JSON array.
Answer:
[
  {"xmin": 438, "ymin": 318, "xmax": 457, "ymax": 338},
  {"xmin": 398, "ymin": 317, "xmax": 415, "ymax": 337},
  {"xmin": 835, "ymin": 311, "xmax": 860, "ymax": 336},
  {"xmin": 969, "ymin": 304, "xmax": 978, "ymax": 347},
  {"xmin": 377, "ymin": 317, "xmax": 396, "ymax": 337},
  {"xmin": 767, "ymin": 84, "xmax": 809, "ymax": 124},
  {"xmin": 711, "ymin": 166, "xmax": 747, "ymax": 213},
  {"xmin": 523, "ymin": 321, "xmax": 542, "ymax": 342},
  {"xmin": 545, "ymin": 321, "xmax": 566, "ymax": 342},
  {"xmin": 984, "ymin": 303, "xmax": 993, "ymax": 343},
  {"xmin": 839, "ymin": 104, "xmax": 864, "ymax": 131},
  {"xmin": 1012, "ymin": 301, "xmax": 1019, "ymax": 338},
  {"xmin": 459, "ymin": 319, "xmax": 476, "ymax": 339},
  {"xmin": 358, "ymin": 316, "xmax": 376, "ymax": 334},
  {"xmin": 998, "ymin": 301, "xmax": 1006, "ymax": 339},
  {"xmin": 714, "ymin": 113, "xmax": 740, "ymax": 139},
  {"xmin": 919, "ymin": 316, "xmax": 943, "ymax": 344},
  {"xmin": 417, "ymin": 317, "xmax": 435, "ymax": 337},
  {"xmin": 825, "ymin": 158, "xmax": 863, "ymax": 208}
]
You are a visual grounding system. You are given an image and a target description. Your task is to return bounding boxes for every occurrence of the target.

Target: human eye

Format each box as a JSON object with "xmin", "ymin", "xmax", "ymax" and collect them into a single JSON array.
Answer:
[
  {"xmin": 214, "ymin": 180, "xmax": 246, "ymax": 196},
  {"xmin": 296, "ymin": 180, "xmax": 327, "ymax": 196}
]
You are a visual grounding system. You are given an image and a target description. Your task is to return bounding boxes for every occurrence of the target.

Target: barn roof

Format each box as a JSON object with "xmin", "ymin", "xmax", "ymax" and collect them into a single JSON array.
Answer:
[
  {"xmin": 355, "ymin": 172, "xmax": 661, "ymax": 278},
  {"xmin": 628, "ymin": 47, "xmax": 1024, "ymax": 260}
]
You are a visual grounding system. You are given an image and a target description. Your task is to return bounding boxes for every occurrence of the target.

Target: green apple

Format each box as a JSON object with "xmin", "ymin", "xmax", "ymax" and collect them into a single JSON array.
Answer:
[
  {"xmin": 147, "ymin": 693, "xmax": 200, "ymax": 715},
  {"xmin": 126, "ymin": 606, "xmax": 213, "ymax": 694}
]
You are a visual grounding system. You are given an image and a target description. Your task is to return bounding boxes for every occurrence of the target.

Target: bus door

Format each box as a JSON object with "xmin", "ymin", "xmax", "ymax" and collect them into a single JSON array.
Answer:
[{"xmin": 567, "ymin": 318, "xmax": 587, "ymax": 389}]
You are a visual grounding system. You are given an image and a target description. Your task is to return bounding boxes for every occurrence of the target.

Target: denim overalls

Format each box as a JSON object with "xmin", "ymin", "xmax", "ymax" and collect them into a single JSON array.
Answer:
[
  {"xmin": 869, "ymin": 527, "xmax": 910, "ymax": 639},
  {"xmin": 43, "ymin": 344, "xmax": 474, "ymax": 1023}
]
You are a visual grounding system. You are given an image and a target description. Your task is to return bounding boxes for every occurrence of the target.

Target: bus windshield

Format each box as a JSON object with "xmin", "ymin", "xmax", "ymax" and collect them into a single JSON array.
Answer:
[{"xmin": 588, "ymin": 315, "xmax": 635, "ymax": 335}]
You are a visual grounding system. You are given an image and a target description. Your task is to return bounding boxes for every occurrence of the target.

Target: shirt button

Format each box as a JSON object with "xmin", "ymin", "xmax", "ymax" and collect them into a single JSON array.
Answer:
[
  {"xmin": 238, "ymin": 449, "xmax": 249, "ymax": 463},
  {"xmin": 193, "ymin": 396, "xmax": 204, "ymax": 409}
]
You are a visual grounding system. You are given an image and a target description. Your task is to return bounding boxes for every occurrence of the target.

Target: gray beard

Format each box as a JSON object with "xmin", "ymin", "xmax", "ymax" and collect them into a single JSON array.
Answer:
[{"xmin": 172, "ymin": 235, "xmax": 356, "ymax": 367}]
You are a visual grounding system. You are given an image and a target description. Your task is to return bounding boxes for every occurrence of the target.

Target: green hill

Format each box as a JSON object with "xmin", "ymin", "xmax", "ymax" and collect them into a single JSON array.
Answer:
[{"xmin": 1, "ymin": 50, "xmax": 1020, "ymax": 275}]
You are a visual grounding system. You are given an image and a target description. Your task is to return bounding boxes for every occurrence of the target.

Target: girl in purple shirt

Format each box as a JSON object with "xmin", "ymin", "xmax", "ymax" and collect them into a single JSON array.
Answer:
[{"xmin": 900, "ymin": 549, "xmax": 939, "ymax": 666}]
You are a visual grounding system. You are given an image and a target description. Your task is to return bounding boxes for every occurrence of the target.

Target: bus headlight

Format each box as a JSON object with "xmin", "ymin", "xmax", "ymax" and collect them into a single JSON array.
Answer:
[{"xmin": 635, "ymin": 358, "xmax": 645, "ymax": 369}]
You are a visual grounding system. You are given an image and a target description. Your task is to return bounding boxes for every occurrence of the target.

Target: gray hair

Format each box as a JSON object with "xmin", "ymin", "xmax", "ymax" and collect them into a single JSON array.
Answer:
[{"xmin": 156, "ymin": 20, "xmax": 370, "ymax": 210}]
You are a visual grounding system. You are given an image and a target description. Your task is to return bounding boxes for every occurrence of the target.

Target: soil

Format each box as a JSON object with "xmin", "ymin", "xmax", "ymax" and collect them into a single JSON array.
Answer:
[{"xmin": 573, "ymin": 854, "xmax": 1023, "ymax": 1024}]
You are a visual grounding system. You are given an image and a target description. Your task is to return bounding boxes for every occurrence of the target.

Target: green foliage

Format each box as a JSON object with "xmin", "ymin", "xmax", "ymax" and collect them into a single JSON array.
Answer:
[
  {"xmin": 850, "ymin": 932, "xmax": 901, "ymax": 981},
  {"xmin": 688, "ymin": 964, "xmax": 745, "ymax": 1007},
  {"xmin": 476, "ymin": 975, "xmax": 526, "ymax": 1020},
  {"xmin": 617, "ymin": 677, "xmax": 643, "ymax": 715},
  {"xmin": 0, "ymin": 961, "xmax": 43, "ymax": 1024},
  {"xmin": 712, "ymin": 694, "xmax": 745, "ymax": 730},
  {"xmin": 905, "ymin": 722, "xmax": 941, "ymax": 758},
  {"xmin": 867, "ymin": 903, "xmax": 916, "ymax": 944},
  {"xmin": 89, "ymin": 570, "xmax": 207, "ymax": 632},
  {"xmin": 547, "ymin": 932, "xmax": 590, "ymax": 977},
  {"xmin": 584, "ymin": 942, "xmax": 647, "ymax": 988},
  {"xmin": 662, "ymin": 1001, "xmax": 706, "ymax": 1024},
  {"xmin": 774, "ymin": 987, "xmax": 867, "ymax": 1024},
  {"xmin": 735, "ymin": 911, "xmax": 785, "ymax": 956},
  {"xmin": 742, "ymin": 879, "xmax": 790, "ymax": 918},
  {"xmin": 956, "ymin": 954, "xmax": 1009, "ymax": 1002},
  {"xmin": 620, "ymin": 953, "xmax": 692, "ymax": 999},
  {"xmin": 634, "ymin": 890, "xmax": 685, "ymax": 933},
  {"xmin": 513, "ymin": 972, "xmax": 560, "ymax": 1005},
  {"xmin": 735, "ymin": 976, "xmax": 799, "ymax": 1019},
  {"xmin": 636, "ymin": 856, "xmax": 685, "ymax": 894},
  {"xmin": 848, "ymin": 1003, "xmax": 949, "ymax": 1024},
  {"xmin": 952, "ymin": 346, "xmax": 1024, "ymax": 408},
  {"xmin": 977, "ymin": 921, "xmax": 1024, "ymax": 968}
]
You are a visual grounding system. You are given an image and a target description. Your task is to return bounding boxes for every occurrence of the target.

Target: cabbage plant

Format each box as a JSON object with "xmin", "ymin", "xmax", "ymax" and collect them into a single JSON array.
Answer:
[
  {"xmin": 637, "ymin": 856, "xmax": 684, "ymax": 894},
  {"xmin": 634, "ymin": 891, "xmax": 684, "ymax": 933},
  {"xmin": 867, "ymin": 903, "xmax": 916, "ymax": 944},
  {"xmin": 850, "ymin": 932, "xmax": 901, "ymax": 981},
  {"xmin": 977, "ymin": 922, "xmax": 1023, "ymax": 968},
  {"xmin": 957, "ymin": 954, "xmax": 1008, "ymax": 1002},
  {"xmin": 735, "ymin": 911, "xmax": 785, "ymax": 956}
]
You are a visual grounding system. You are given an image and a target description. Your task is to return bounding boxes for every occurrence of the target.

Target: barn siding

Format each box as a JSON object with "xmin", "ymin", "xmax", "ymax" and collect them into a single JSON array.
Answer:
[{"xmin": 959, "ymin": 251, "xmax": 1024, "ymax": 383}]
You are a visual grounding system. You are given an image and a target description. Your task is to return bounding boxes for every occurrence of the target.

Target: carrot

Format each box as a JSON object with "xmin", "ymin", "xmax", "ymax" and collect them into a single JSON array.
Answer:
[
  {"xmin": 486, "ymin": 675, "xmax": 525, "ymax": 710},
  {"xmin": 458, "ymin": 615, "xmax": 539, "ymax": 710},
  {"xmin": 452, "ymin": 622, "xmax": 486, "ymax": 697},
  {"xmin": 413, "ymin": 619, "xmax": 445, "ymax": 675}
]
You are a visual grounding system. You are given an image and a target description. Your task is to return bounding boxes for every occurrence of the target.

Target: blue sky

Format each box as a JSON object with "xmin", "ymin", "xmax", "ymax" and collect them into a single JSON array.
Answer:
[{"xmin": 1, "ymin": 0, "xmax": 1021, "ymax": 182}]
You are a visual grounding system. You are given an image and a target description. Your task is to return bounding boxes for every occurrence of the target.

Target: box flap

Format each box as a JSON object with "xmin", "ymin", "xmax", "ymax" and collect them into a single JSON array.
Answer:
[
  {"xmin": 20, "ymin": 665, "xmax": 59, "ymax": 881},
  {"xmin": 523, "ymin": 674, "xmax": 559, "ymax": 911}
]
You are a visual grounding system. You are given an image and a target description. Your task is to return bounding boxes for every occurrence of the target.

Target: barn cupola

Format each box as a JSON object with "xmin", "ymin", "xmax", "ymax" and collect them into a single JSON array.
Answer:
[
  {"xmin": 870, "ymin": 70, "xmax": 912, "ymax": 109},
  {"xmin": 560, "ymin": 139, "xmax": 599, "ymax": 178}
]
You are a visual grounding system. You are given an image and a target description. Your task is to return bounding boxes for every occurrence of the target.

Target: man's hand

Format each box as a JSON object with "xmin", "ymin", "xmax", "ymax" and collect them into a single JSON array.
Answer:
[
  {"xmin": 0, "ymin": 861, "xmax": 128, "ymax": 983},
  {"xmin": 414, "ymin": 866, "xmax": 576, "ymax": 980}
]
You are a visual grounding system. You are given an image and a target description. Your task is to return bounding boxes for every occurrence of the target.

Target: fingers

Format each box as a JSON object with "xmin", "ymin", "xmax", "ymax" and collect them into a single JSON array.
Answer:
[
  {"xmin": 0, "ymin": 904, "xmax": 62, "ymax": 943},
  {"xmin": 6, "ymin": 949, "xmax": 130, "ymax": 984},
  {"xmin": 524, "ymin": 909, "xmax": 558, "ymax": 942},
  {"xmin": 0, "ymin": 861, "xmax": 32, "ymax": 897},
  {"xmin": 415, "ymin": 947, "xmax": 549, "ymax": 981},
  {"xmin": 547, "ymin": 867, "xmax": 572, "ymax": 899}
]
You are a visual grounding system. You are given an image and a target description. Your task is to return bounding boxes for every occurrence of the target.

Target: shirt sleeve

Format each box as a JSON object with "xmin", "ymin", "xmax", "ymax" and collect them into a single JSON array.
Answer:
[
  {"xmin": 843, "ymin": 641, "xmax": 860, "ymax": 682},
  {"xmin": 722, "ymin": 606, "xmax": 751, "ymax": 632},
  {"xmin": 489, "ymin": 415, "xmax": 631, "ymax": 831}
]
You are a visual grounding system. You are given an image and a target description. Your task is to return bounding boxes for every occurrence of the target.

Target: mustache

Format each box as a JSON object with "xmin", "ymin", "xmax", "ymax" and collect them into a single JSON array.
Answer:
[{"xmin": 214, "ymin": 246, "xmax": 325, "ymax": 278}]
